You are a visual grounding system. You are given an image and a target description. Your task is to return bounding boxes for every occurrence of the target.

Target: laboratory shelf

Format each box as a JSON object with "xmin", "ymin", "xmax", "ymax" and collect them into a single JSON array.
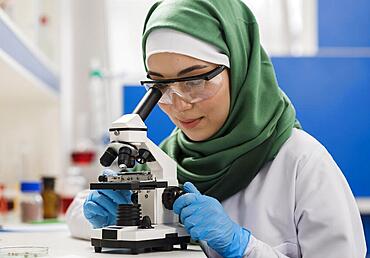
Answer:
[
  {"xmin": 0, "ymin": 8, "xmax": 61, "ymax": 185},
  {"xmin": 0, "ymin": 49, "xmax": 58, "ymax": 106},
  {"xmin": 0, "ymin": 9, "xmax": 59, "ymax": 106}
]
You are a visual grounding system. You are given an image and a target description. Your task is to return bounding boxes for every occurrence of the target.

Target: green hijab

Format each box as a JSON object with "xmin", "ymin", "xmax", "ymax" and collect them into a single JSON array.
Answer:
[{"xmin": 142, "ymin": 0, "xmax": 299, "ymax": 201}]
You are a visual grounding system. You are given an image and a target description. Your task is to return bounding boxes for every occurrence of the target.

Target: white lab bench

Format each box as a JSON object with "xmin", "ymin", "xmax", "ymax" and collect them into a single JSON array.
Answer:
[{"xmin": 0, "ymin": 228, "xmax": 205, "ymax": 258}]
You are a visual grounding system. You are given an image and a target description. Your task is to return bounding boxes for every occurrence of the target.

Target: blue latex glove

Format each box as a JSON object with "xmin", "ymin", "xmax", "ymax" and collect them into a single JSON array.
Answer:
[
  {"xmin": 83, "ymin": 170, "xmax": 132, "ymax": 228},
  {"xmin": 173, "ymin": 182, "xmax": 251, "ymax": 258}
]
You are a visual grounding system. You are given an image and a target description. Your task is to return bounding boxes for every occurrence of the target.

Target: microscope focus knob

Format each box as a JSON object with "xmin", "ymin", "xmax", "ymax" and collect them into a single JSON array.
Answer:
[
  {"xmin": 98, "ymin": 175, "xmax": 108, "ymax": 182},
  {"xmin": 162, "ymin": 186, "xmax": 184, "ymax": 210}
]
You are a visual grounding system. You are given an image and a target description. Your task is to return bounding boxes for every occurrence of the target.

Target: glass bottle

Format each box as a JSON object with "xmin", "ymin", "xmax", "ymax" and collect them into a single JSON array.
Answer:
[
  {"xmin": 20, "ymin": 181, "xmax": 43, "ymax": 223},
  {"xmin": 41, "ymin": 177, "xmax": 60, "ymax": 219}
]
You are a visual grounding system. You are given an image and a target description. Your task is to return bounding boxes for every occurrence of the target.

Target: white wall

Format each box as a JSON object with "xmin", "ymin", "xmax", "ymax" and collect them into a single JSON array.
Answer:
[
  {"xmin": 0, "ymin": 105, "xmax": 60, "ymax": 184},
  {"xmin": 105, "ymin": 0, "xmax": 318, "ymax": 88},
  {"xmin": 244, "ymin": 0, "xmax": 317, "ymax": 56},
  {"xmin": 60, "ymin": 0, "xmax": 110, "ymax": 147},
  {"xmin": 106, "ymin": 0, "xmax": 157, "ymax": 84},
  {"xmin": 60, "ymin": 0, "xmax": 111, "ymax": 181}
]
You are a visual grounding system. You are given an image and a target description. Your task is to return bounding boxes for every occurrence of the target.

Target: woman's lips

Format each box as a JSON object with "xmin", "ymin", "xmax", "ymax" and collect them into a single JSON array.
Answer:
[{"xmin": 179, "ymin": 117, "xmax": 203, "ymax": 129}]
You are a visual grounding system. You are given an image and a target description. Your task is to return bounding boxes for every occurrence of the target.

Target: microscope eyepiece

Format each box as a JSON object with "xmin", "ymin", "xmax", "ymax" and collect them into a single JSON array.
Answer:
[{"xmin": 100, "ymin": 147, "xmax": 118, "ymax": 167}]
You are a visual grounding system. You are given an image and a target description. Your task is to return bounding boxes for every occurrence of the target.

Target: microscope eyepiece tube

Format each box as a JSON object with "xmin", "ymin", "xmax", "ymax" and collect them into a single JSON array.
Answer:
[{"xmin": 133, "ymin": 87, "xmax": 162, "ymax": 121}]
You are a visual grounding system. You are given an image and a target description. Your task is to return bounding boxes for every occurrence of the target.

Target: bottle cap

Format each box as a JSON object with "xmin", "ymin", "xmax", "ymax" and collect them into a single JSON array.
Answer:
[
  {"xmin": 20, "ymin": 182, "xmax": 41, "ymax": 193},
  {"xmin": 42, "ymin": 177, "xmax": 55, "ymax": 190}
]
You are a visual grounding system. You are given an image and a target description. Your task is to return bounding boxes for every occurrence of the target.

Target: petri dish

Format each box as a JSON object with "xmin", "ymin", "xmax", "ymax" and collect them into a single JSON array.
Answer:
[{"xmin": 0, "ymin": 246, "xmax": 48, "ymax": 258}]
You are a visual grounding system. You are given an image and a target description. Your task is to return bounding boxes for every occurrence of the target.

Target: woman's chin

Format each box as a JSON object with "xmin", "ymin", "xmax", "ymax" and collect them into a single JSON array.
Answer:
[{"xmin": 182, "ymin": 129, "xmax": 210, "ymax": 142}]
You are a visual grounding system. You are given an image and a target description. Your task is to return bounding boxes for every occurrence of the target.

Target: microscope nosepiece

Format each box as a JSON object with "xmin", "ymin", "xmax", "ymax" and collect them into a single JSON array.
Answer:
[{"xmin": 100, "ymin": 147, "xmax": 118, "ymax": 167}]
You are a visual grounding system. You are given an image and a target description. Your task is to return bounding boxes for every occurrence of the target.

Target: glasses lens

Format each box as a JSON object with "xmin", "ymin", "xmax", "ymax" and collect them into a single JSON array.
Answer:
[
  {"xmin": 142, "ymin": 70, "xmax": 224, "ymax": 104},
  {"xmin": 184, "ymin": 76, "xmax": 223, "ymax": 104}
]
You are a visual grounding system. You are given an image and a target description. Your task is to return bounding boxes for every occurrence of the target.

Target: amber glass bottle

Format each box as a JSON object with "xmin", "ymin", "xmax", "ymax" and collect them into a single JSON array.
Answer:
[{"xmin": 41, "ymin": 177, "xmax": 60, "ymax": 219}]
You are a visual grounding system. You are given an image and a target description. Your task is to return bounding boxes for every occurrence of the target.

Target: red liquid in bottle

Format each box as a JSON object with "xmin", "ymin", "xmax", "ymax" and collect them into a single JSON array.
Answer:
[
  {"xmin": 71, "ymin": 151, "xmax": 95, "ymax": 165},
  {"xmin": 61, "ymin": 196, "xmax": 74, "ymax": 214}
]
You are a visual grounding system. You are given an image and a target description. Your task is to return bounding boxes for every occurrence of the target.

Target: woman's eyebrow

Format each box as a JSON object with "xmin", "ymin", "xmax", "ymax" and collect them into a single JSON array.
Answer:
[
  {"xmin": 177, "ymin": 65, "xmax": 208, "ymax": 76},
  {"xmin": 147, "ymin": 71, "xmax": 163, "ymax": 78},
  {"xmin": 147, "ymin": 65, "xmax": 208, "ymax": 78}
]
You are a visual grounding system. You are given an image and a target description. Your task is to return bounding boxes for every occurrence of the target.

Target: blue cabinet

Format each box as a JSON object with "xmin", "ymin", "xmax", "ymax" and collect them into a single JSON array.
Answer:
[
  {"xmin": 319, "ymin": 0, "xmax": 370, "ymax": 48},
  {"xmin": 272, "ymin": 57, "xmax": 370, "ymax": 197}
]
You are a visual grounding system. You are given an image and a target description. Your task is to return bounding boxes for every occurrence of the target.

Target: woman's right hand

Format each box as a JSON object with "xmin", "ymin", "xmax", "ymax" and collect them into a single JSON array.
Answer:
[
  {"xmin": 83, "ymin": 189, "xmax": 132, "ymax": 228},
  {"xmin": 83, "ymin": 169, "xmax": 132, "ymax": 228}
]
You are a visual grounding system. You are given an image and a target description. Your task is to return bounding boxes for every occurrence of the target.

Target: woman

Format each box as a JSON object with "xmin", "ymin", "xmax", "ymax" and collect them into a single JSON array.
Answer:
[{"xmin": 66, "ymin": 0, "xmax": 366, "ymax": 257}]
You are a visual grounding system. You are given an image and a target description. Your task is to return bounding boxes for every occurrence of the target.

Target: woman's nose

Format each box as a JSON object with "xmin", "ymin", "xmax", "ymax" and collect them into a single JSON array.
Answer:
[{"xmin": 171, "ymin": 93, "xmax": 193, "ymax": 112}]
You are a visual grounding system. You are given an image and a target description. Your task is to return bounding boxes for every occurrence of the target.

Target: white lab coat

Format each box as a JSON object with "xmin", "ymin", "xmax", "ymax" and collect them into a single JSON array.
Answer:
[{"xmin": 66, "ymin": 129, "xmax": 367, "ymax": 257}]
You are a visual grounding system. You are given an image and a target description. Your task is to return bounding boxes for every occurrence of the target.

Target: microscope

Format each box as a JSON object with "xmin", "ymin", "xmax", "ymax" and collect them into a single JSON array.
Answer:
[{"xmin": 90, "ymin": 87, "xmax": 190, "ymax": 254}]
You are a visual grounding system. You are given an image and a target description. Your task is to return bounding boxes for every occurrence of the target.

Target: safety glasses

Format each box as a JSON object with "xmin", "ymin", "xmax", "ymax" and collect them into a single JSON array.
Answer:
[{"xmin": 140, "ymin": 65, "xmax": 226, "ymax": 104}]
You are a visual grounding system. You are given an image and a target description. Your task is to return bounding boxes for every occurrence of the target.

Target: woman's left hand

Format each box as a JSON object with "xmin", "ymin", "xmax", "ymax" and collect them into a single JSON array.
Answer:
[{"xmin": 173, "ymin": 182, "xmax": 250, "ymax": 258}]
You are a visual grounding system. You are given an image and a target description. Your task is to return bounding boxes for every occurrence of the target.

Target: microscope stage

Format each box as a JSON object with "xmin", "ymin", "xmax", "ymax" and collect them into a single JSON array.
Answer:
[{"xmin": 90, "ymin": 181, "xmax": 168, "ymax": 190}]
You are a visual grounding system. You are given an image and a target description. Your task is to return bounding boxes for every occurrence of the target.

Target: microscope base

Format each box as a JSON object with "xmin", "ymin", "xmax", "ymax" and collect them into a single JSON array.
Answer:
[
  {"xmin": 91, "ymin": 234, "xmax": 190, "ymax": 254},
  {"xmin": 90, "ymin": 224, "xmax": 190, "ymax": 254}
]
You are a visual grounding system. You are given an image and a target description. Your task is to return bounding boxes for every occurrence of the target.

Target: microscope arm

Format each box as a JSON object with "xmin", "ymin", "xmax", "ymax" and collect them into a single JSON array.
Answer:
[{"xmin": 143, "ymin": 138, "xmax": 178, "ymax": 186}]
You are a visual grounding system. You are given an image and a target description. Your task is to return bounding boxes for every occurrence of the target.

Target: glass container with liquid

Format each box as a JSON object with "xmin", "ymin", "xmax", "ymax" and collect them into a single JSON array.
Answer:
[{"xmin": 20, "ymin": 181, "xmax": 43, "ymax": 223}]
